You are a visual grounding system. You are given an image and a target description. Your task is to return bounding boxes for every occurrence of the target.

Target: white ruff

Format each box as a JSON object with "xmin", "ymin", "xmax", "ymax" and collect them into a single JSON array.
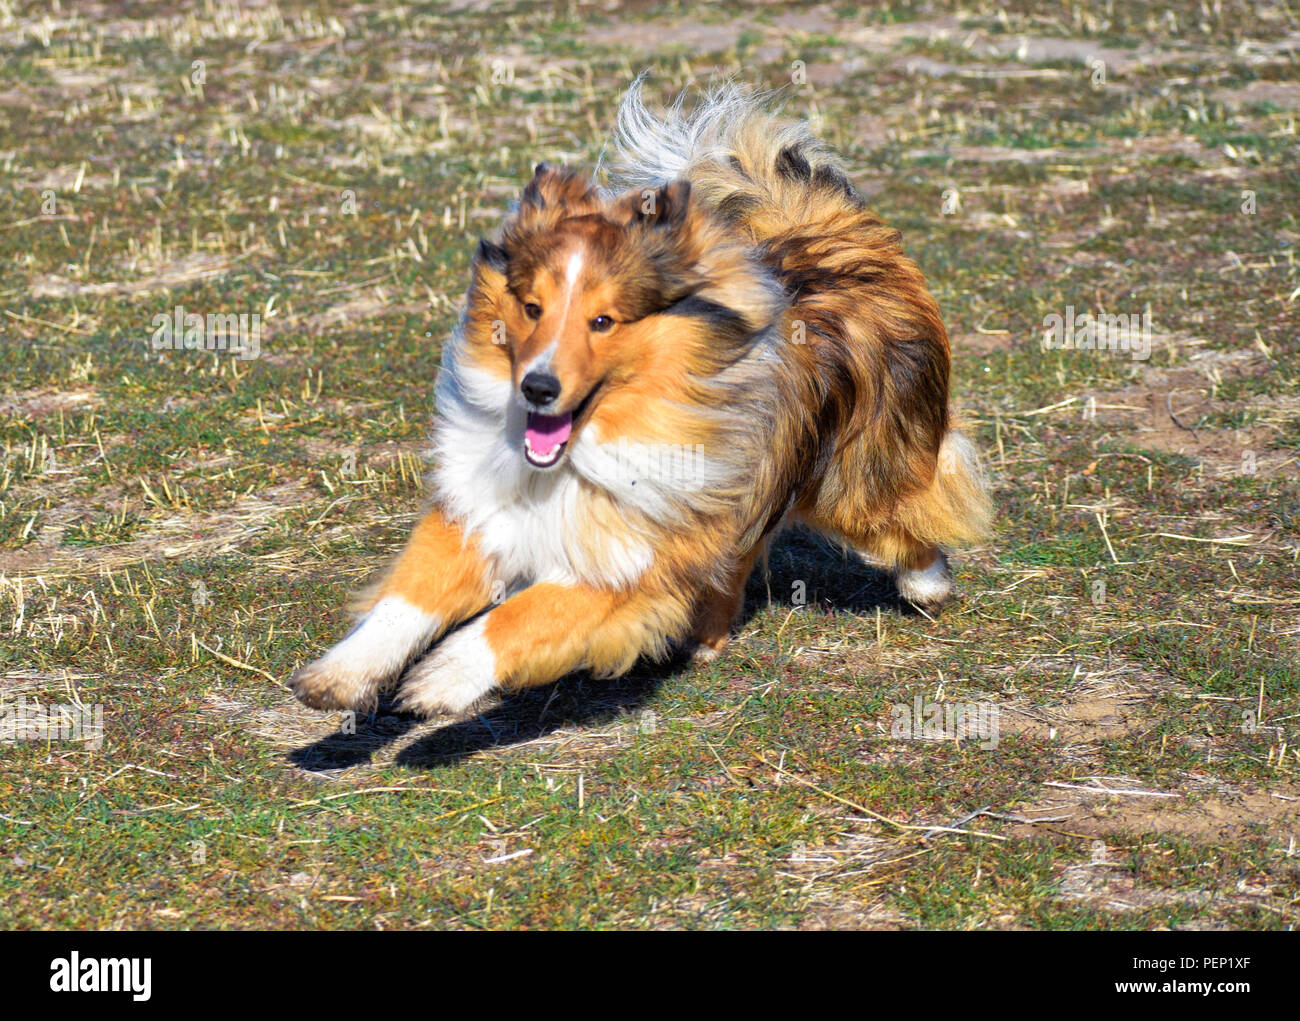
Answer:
[
  {"xmin": 432, "ymin": 334, "xmax": 657, "ymax": 590},
  {"xmin": 568, "ymin": 425, "xmax": 734, "ymax": 523}
]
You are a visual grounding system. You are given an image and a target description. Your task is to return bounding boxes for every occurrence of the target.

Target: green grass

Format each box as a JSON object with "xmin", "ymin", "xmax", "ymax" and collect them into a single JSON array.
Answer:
[{"xmin": 0, "ymin": 0, "xmax": 1297, "ymax": 930}]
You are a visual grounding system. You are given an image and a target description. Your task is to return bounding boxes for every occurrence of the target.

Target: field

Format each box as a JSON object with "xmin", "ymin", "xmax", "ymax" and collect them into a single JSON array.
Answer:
[{"xmin": 0, "ymin": 0, "xmax": 1297, "ymax": 929}]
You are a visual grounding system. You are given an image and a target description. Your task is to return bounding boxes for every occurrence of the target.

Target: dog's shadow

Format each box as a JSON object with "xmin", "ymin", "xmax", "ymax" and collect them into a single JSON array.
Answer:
[{"xmin": 288, "ymin": 526, "xmax": 909, "ymax": 771}]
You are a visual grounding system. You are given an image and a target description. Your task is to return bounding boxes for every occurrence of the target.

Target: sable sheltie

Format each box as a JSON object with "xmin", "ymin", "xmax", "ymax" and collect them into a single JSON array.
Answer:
[{"xmin": 290, "ymin": 82, "xmax": 991, "ymax": 717}]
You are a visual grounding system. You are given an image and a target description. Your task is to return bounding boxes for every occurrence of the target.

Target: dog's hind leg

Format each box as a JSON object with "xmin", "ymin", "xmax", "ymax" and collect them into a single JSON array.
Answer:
[
  {"xmin": 800, "ymin": 505, "xmax": 958, "ymax": 614},
  {"xmin": 840, "ymin": 527, "xmax": 955, "ymax": 615},
  {"xmin": 885, "ymin": 541, "xmax": 955, "ymax": 615},
  {"xmin": 804, "ymin": 429, "xmax": 990, "ymax": 615},
  {"xmin": 688, "ymin": 542, "xmax": 766, "ymax": 662},
  {"xmin": 395, "ymin": 581, "xmax": 692, "ymax": 717},
  {"xmin": 289, "ymin": 508, "xmax": 497, "ymax": 711}
]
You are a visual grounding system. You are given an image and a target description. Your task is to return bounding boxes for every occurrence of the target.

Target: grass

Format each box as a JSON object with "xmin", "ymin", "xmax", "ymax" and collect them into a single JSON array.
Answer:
[{"xmin": 0, "ymin": 0, "xmax": 1297, "ymax": 929}]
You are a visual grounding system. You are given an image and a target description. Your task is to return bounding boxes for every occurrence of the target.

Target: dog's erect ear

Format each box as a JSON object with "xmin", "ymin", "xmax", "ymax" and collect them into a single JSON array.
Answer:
[
  {"xmin": 519, "ymin": 162, "xmax": 599, "ymax": 214},
  {"xmin": 520, "ymin": 162, "xmax": 555, "ymax": 209},
  {"xmin": 475, "ymin": 238, "xmax": 509, "ymax": 273},
  {"xmin": 612, "ymin": 180, "xmax": 693, "ymax": 229},
  {"xmin": 649, "ymin": 180, "xmax": 692, "ymax": 227}
]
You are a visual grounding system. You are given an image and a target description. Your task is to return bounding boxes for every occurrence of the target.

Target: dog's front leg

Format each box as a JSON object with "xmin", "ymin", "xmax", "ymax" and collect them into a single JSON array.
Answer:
[
  {"xmin": 395, "ymin": 581, "xmax": 680, "ymax": 717},
  {"xmin": 290, "ymin": 508, "xmax": 496, "ymax": 711}
]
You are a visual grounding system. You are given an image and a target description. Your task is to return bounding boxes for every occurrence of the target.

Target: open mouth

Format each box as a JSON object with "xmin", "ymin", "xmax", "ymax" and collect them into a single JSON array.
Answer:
[
  {"xmin": 523, "ymin": 410, "xmax": 573, "ymax": 468},
  {"xmin": 522, "ymin": 389, "xmax": 597, "ymax": 469}
]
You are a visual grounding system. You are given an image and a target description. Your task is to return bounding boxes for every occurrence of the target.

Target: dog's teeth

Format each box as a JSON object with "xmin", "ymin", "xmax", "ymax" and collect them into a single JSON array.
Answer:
[{"xmin": 524, "ymin": 438, "xmax": 562, "ymax": 466}]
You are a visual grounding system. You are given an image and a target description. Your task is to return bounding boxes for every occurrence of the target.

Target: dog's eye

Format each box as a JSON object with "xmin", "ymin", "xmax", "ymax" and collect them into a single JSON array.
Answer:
[
  {"xmin": 590, "ymin": 315, "xmax": 614, "ymax": 332},
  {"xmin": 523, "ymin": 302, "xmax": 542, "ymax": 321}
]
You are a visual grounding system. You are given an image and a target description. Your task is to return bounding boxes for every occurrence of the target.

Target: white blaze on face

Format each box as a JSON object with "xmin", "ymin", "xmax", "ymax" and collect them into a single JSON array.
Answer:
[
  {"xmin": 522, "ymin": 245, "xmax": 586, "ymax": 382},
  {"xmin": 562, "ymin": 247, "xmax": 585, "ymax": 313},
  {"xmin": 519, "ymin": 244, "xmax": 588, "ymax": 469}
]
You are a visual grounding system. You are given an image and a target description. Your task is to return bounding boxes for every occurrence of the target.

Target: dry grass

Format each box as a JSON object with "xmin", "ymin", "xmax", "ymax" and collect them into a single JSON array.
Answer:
[{"xmin": 0, "ymin": 0, "xmax": 1296, "ymax": 929}]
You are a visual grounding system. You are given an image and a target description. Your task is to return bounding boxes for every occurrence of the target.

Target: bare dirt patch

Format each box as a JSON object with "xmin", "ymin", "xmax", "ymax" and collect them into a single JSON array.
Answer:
[
  {"xmin": 0, "ymin": 388, "xmax": 100, "ymax": 418},
  {"xmin": 1054, "ymin": 862, "xmax": 1214, "ymax": 912},
  {"xmin": 1013, "ymin": 781, "xmax": 1300, "ymax": 842},
  {"xmin": 1212, "ymin": 80, "xmax": 1300, "ymax": 109},
  {"xmin": 0, "ymin": 479, "xmax": 312, "ymax": 579},
  {"xmin": 999, "ymin": 688, "xmax": 1150, "ymax": 745},
  {"xmin": 1086, "ymin": 346, "xmax": 1299, "ymax": 478},
  {"xmin": 30, "ymin": 251, "xmax": 257, "ymax": 299},
  {"xmin": 299, "ymin": 295, "xmax": 426, "ymax": 334},
  {"xmin": 949, "ymin": 330, "xmax": 1013, "ymax": 356}
]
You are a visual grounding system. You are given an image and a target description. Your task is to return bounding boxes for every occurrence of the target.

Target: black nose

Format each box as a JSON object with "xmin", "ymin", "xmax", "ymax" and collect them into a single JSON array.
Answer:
[{"xmin": 520, "ymin": 372, "xmax": 561, "ymax": 406}]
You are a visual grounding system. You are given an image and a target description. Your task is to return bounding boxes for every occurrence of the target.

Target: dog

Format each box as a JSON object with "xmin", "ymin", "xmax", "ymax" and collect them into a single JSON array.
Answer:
[{"xmin": 289, "ymin": 81, "xmax": 991, "ymax": 717}]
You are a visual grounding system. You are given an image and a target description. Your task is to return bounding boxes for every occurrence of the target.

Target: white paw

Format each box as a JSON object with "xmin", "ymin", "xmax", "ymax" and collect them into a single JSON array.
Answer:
[
  {"xmin": 397, "ymin": 616, "xmax": 499, "ymax": 717},
  {"xmin": 691, "ymin": 644, "xmax": 722, "ymax": 664},
  {"xmin": 896, "ymin": 552, "xmax": 954, "ymax": 610},
  {"xmin": 290, "ymin": 596, "xmax": 440, "ymax": 710}
]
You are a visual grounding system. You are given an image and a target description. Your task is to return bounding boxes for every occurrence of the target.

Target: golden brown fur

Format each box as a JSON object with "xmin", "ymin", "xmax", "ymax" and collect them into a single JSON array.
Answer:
[{"xmin": 289, "ymin": 83, "xmax": 991, "ymax": 717}]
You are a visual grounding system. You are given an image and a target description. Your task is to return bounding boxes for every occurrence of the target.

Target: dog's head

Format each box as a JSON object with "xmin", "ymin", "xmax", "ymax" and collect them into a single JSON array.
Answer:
[{"xmin": 460, "ymin": 163, "xmax": 723, "ymax": 470}]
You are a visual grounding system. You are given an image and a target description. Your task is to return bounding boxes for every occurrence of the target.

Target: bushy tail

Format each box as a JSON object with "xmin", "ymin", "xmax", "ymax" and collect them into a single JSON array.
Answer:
[
  {"xmin": 609, "ymin": 78, "xmax": 778, "ymax": 186},
  {"xmin": 898, "ymin": 430, "xmax": 993, "ymax": 548},
  {"xmin": 608, "ymin": 78, "xmax": 858, "ymax": 239},
  {"xmin": 613, "ymin": 81, "xmax": 993, "ymax": 550}
]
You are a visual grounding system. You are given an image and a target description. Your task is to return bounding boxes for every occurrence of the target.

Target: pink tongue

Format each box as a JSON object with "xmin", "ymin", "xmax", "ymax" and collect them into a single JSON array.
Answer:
[{"xmin": 525, "ymin": 412, "xmax": 573, "ymax": 456}]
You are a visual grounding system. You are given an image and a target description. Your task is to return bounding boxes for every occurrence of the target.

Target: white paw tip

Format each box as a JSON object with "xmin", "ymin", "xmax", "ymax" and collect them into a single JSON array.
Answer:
[
  {"xmin": 397, "ymin": 617, "xmax": 499, "ymax": 717},
  {"xmin": 896, "ymin": 554, "xmax": 955, "ymax": 608}
]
